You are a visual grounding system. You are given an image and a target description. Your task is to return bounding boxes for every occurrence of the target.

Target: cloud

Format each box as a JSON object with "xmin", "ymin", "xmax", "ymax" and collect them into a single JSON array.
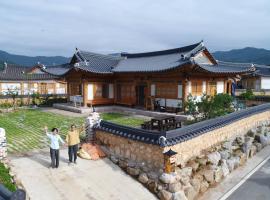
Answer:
[{"xmin": 0, "ymin": 0, "xmax": 270, "ymax": 56}]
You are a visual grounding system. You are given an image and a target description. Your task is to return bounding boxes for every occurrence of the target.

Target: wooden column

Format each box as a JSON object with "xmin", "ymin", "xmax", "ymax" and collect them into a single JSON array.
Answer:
[
  {"xmin": 20, "ymin": 82, "xmax": 24, "ymax": 95},
  {"xmin": 83, "ymin": 81, "xmax": 88, "ymax": 107}
]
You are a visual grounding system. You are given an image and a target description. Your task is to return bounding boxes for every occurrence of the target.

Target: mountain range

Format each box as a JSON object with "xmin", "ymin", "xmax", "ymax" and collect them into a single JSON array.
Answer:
[
  {"xmin": 0, "ymin": 47, "xmax": 270, "ymax": 68},
  {"xmin": 0, "ymin": 50, "xmax": 70, "ymax": 67},
  {"xmin": 212, "ymin": 47, "xmax": 270, "ymax": 65}
]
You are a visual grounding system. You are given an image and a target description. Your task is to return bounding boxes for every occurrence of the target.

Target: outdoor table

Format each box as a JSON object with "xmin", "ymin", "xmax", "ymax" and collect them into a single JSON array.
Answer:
[{"xmin": 151, "ymin": 116, "xmax": 175, "ymax": 131}]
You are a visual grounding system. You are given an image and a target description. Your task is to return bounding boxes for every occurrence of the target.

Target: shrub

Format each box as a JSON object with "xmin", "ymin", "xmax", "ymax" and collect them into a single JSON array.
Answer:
[{"xmin": 240, "ymin": 89, "xmax": 254, "ymax": 100}]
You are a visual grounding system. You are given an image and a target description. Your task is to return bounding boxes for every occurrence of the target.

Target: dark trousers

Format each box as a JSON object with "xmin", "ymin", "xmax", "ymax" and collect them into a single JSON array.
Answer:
[
  {"xmin": 68, "ymin": 144, "xmax": 79, "ymax": 162},
  {"xmin": 50, "ymin": 148, "xmax": 59, "ymax": 168}
]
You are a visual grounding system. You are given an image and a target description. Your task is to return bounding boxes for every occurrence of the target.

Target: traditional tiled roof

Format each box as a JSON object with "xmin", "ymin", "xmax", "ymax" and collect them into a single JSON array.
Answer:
[
  {"xmin": 73, "ymin": 50, "xmax": 121, "ymax": 74},
  {"xmin": 95, "ymin": 103, "xmax": 270, "ymax": 147},
  {"xmin": 251, "ymin": 64, "xmax": 270, "ymax": 77},
  {"xmin": 0, "ymin": 63, "xmax": 69, "ymax": 81},
  {"xmin": 113, "ymin": 42, "xmax": 204, "ymax": 72},
  {"xmin": 44, "ymin": 63, "xmax": 72, "ymax": 76},
  {"xmin": 71, "ymin": 42, "xmax": 254, "ymax": 74},
  {"xmin": 196, "ymin": 61, "xmax": 255, "ymax": 74}
]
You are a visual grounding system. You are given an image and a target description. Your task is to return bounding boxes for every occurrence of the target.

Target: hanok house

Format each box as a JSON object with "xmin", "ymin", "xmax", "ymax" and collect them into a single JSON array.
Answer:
[
  {"xmin": 64, "ymin": 41, "xmax": 255, "ymax": 111},
  {"xmin": 239, "ymin": 64, "xmax": 270, "ymax": 91},
  {"xmin": 0, "ymin": 62, "xmax": 69, "ymax": 95}
]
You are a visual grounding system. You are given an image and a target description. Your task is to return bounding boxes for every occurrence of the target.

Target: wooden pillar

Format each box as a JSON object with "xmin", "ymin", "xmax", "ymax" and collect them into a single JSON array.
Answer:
[
  {"xmin": 20, "ymin": 82, "xmax": 24, "ymax": 95},
  {"xmin": 0, "ymin": 83, "xmax": 2, "ymax": 95},
  {"xmin": 83, "ymin": 81, "xmax": 88, "ymax": 107}
]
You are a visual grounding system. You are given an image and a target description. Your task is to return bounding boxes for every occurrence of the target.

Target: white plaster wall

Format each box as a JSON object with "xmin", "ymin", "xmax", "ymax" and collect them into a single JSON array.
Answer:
[
  {"xmin": 88, "ymin": 84, "xmax": 94, "ymax": 100},
  {"xmin": 261, "ymin": 77, "xmax": 270, "ymax": 89},
  {"xmin": 177, "ymin": 84, "xmax": 182, "ymax": 98},
  {"xmin": 109, "ymin": 84, "xmax": 114, "ymax": 99},
  {"xmin": 151, "ymin": 84, "xmax": 156, "ymax": 96},
  {"xmin": 217, "ymin": 81, "xmax": 224, "ymax": 94}
]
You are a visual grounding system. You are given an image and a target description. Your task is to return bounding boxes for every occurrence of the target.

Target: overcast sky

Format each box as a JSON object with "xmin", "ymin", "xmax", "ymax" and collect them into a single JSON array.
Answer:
[{"xmin": 0, "ymin": 0, "xmax": 270, "ymax": 57}]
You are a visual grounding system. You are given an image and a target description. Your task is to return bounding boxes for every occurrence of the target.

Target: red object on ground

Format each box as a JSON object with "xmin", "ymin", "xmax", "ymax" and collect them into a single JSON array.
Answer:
[{"xmin": 81, "ymin": 143, "xmax": 106, "ymax": 160}]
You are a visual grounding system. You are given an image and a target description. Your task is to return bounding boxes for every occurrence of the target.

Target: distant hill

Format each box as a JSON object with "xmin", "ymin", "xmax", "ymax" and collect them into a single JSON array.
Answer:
[
  {"xmin": 0, "ymin": 50, "xmax": 70, "ymax": 66},
  {"xmin": 213, "ymin": 47, "xmax": 270, "ymax": 65}
]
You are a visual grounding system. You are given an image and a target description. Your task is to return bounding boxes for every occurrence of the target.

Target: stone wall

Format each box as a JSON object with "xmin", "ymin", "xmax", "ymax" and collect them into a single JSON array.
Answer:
[
  {"xmin": 96, "ymin": 131, "xmax": 164, "ymax": 171},
  {"xmin": 167, "ymin": 110, "xmax": 270, "ymax": 166},
  {"xmin": 0, "ymin": 128, "xmax": 8, "ymax": 160}
]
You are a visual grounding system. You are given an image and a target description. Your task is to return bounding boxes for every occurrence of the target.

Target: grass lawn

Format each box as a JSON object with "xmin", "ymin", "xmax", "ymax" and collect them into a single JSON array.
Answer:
[
  {"xmin": 0, "ymin": 163, "xmax": 16, "ymax": 192},
  {"xmin": 0, "ymin": 109, "xmax": 146, "ymax": 154},
  {"xmin": 0, "ymin": 108, "xmax": 85, "ymax": 154},
  {"xmin": 100, "ymin": 112, "xmax": 146, "ymax": 127}
]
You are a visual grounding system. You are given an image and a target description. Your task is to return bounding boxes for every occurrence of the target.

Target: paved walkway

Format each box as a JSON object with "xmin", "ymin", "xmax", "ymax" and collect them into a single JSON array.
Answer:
[
  {"xmin": 199, "ymin": 145, "xmax": 270, "ymax": 200},
  {"xmin": 10, "ymin": 149, "xmax": 157, "ymax": 200}
]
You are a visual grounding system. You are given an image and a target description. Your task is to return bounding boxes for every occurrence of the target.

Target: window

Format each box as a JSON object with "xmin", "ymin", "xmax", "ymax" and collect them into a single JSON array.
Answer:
[
  {"xmin": 94, "ymin": 84, "xmax": 110, "ymax": 98},
  {"xmin": 191, "ymin": 81, "xmax": 202, "ymax": 96}
]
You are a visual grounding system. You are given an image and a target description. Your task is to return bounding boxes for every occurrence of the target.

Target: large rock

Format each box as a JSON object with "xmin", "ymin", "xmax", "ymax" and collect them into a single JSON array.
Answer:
[
  {"xmin": 201, "ymin": 169, "xmax": 214, "ymax": 184},
  {"xmin": 242, "ymin": 137, "xmax": 253, "ymax": 153},
  {"xmin": 180, "ymin": 167, "xmax": 193, "ymax": 177},
  {"xmin": 110, "ymin": 155, "xmax": 119, "ymax": 164},
  {"xmin": 159, "ymin": 173, "xmax": 177, "ymax": 184},
  {"xmin": 148, "ymin": 180, "xmax": 158, "ymax": 193},
  {"xmin": 236, "ymin": 136, "xmax": 245, "ymax": 145},
  {"xmin": 184, "ymin": 186, "xmax": 197, "ymax": 200},
  {"xmin": 226, "ymin": 158, "xmax": 235, "ymax": 172},
  {"xmin": 219, "ymin": 150, "xmax": 231, "ymax": 160},
  {"xmin": 222, "ymin": 141, "xmax": 232, "ymax": 151},
  {"xmin": 168, "ymin": 182, "xmax": 182, "ymax": 193},
  {"xmin": 197, "ymin": 158, "xmax": 207, "ymax": 166},
  {"xmin": 247, "ymin": 129, "xmax": 256, "ymax": 138},
  {"xmin": 119, "ymin": 160, "xmax": 128, "ymax": 169},
  {"xmin": 200, "ymin": 181, "xmax": 209, "ymax": 193},
  {"xmin": 249, "ymin": 145, "xmax": 257, "ymax": 157},
  {"xmin": 158, "ymin": 190, "xmax": 173, "ymax": 200},
  {"xmin": 221, "ymin": 160, "xmax": 230, "ymax": 177},
  {"xmin": 127, "ymin": 167, "xmax": 140, "ymax": 176},
  {"xmin": 207, "ymin": 152, "xmax": 221, "ymax": 166},
  {"xmin": 190, "ymin": 178, "xmax": 201, "ymax": 193},
  {"xmin": 138, "ymin": 173, "xmax": 148, "ymax": 184},
  {"xmin": 180, "ymin": 176, "xmax": 190, "ymax": 186},
  {"xmin": 214, "ymin": 167, "xmax": 223, "ymax": 183},
  {"xmin": 173, "ymin": 191, "xmax": 188, "ymax": 200},
  {"xmin": 186, "ymin": 161, "xmax": 199, "ymax": 173},
  {"xmin": 254, "ymin": 142, "xmax": 262, "ymax": 152}
]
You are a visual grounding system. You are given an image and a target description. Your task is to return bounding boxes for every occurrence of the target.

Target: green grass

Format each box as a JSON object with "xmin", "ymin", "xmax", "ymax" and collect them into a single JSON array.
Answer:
[
  {"xmin": 100, "ymin": 112, "xmax": 146, "ymax": 127},
  {"xmin": 0, "ymin": 109, "xmax": 84, "ymax": 154},
  {"xmin": 0, "ymin": 109, "xmax": 145, "ymax": 154},
  {"xmin": 0, "ymin": 163, "xmax": 16, "ymax": 192}
]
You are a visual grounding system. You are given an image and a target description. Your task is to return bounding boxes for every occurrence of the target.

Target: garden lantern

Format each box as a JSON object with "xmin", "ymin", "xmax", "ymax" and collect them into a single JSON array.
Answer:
[{"xmin": 163, "ymin": 149, "xmax": 177, "ymax": 173}]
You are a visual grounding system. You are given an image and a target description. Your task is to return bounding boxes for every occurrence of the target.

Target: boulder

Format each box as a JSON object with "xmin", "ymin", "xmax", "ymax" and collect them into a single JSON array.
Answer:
[
  {"xmin": 168, "ymin": 182, "xmax": 182, "ymax": 193},
  {"xmin": 214, "ymin": 167, "xmax": 223, "ymax": 183},
  {"xmin": 236, "ymin": 136, "xmax": 245, "ymax": 145},
  {"xmin": 184, "ymin": 186, "xmax": 197, "ymax": 200},
  {"xmin": 221, "ymin": 160, "xmax": 230, "ymax": 177},
  {"xmin": 207, "ymin": 152, "xmax": 221, "ymax": 166},
  {"xmin": 159, "ymin": 173, "xmax": 177, "ymax": 184},
  {"xmin": 148, "ymin": 180, "xmax": 158, "ymax": 193},
  {"xmin": 219, "ymin": 150, "xmax": 231, "ymax": 160},
  {"xmin": 138, "ymin": 173, "xmax": 148, "ymax": 184},
  {"xmin": 180, "ymin": 176, "xmax": 190, "ymax": 186},
  {"xmin": 173, "ymin": 191, "xmax": 188, "ymax": 200},
  {"xmin": 222, "ymin": 141, "xmax": 232, "ymax": 151},
  {"xmin": 193, "ymin": 173, "xmax": 204, "ymax": 183},
  {"xmin": 242, "ymin": 137, "xmax": 253, "ymax": 153},
  {"xmin": 127, "ymin": 167, "xmax": 140, "ymax": 176},
  {"xmin": 180, "ymin": 167, "xmax": 193, "ymax": 177},
  {"xmin": 226, "ymin": 158, "xmax": 235, "ymax": 172},
  {"xmin": 158, "ymin": 190, "xmax": 173, "ymax": 200},
  {"xmin": 247, "ymin": 129, "xmax": 256, "ymax": 138},
  {"xmin": 110, "ymin": 155, "xmax": 119, "ymax": 164},
  {"xmin": 256, "ymin": 134, "xmax": 269, "ymax": 147},
  {"xmin": 148, "ymin": 172, "xmax": 159, "ymax": 180},
  {"xmin": 254, "ymin": 142, "xmax": 262, "ymax": 152},
  {"xmin": 186, "ymin": 161, "xmax": 199, "ymax": 173},
  {"xmin": 200, "ymin": 180, "xmax": 209, "ymax": 193},
  {"xmin": 190, "ymin": 178, "xmax": 201, "ymax": 193},
  {"xmin": 201, "ymin": 169, "xmax": 214, "ymax": 184},
  {"xmin": 119, "ymin": 160, "xmax": 128, "ymax": 169},
  {"xmin": 197, "ymin": 158, "xmax": 207, "ymax": 166},
  {"xmin": 249, "ymin": 145, "xmax": 257, "ymax": 157},
  {"xmin": 239, "ymin": 153, "xmax": 247, "ymax": 166}
]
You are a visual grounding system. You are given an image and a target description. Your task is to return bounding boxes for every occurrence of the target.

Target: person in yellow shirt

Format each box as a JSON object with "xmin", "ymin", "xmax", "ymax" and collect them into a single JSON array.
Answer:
[{"xmin": 66, "ymin": 124, "xmax": 84, "ymax": 164}]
